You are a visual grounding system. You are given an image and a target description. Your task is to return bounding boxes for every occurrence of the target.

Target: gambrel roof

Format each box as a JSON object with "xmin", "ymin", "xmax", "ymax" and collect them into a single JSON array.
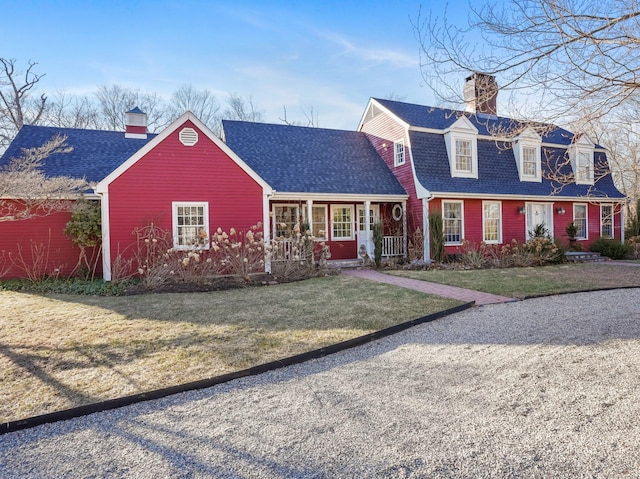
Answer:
[
  {"xmin": 222, "ymin": 120, "xmax": 407, "ymax": 197},
  {"xmin": 366, "ymin": 98, "xmax": 624, "ymax": 199}
]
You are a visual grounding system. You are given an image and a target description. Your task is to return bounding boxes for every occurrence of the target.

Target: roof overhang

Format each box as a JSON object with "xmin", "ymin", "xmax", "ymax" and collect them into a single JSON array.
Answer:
[
  {"xmin": 270, "ymin": 191, "xmax": 409, "ymax": 203},
  {"xmin": 430, "ymin": 191, "xmax": 626, "ymax": 202}
]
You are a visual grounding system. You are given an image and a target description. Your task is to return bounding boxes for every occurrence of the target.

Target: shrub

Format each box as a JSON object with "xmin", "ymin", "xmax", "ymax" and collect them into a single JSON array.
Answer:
[
  {"xmin": 627, "ymin": 236, "xmax": 640, "ymax": 259},
  {"xmin": 64, "ymin": 199, "xmax": 102, "ymax": 279},
  {"xmin": 590, "ymin": 237, "xmax": 630, "ymax": 260},
  {"xmin": 429, "ymin": 212, "xmax": 445, "ymax": 263}
]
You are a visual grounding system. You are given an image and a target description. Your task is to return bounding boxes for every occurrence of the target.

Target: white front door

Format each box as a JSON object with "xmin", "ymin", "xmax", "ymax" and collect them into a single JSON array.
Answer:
[
  {"xmin": 357, "ymin": 205, "xmax": 379, "ymax": 257},
  {"xmin": 526, "ymin": 203, "xmax": 553, "ymax": 238}
]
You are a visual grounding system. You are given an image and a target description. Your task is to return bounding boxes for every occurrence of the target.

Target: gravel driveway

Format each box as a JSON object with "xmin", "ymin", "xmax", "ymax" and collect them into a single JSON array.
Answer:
[{"xmin": 2, "ymin": 289, "xmax": 640, "ymax": 478}]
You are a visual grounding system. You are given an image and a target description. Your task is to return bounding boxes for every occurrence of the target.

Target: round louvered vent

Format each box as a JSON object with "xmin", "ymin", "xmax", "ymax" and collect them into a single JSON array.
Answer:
[{"xmin": 179, "ymin": 127, "xmax": 198, "ymax": 146}]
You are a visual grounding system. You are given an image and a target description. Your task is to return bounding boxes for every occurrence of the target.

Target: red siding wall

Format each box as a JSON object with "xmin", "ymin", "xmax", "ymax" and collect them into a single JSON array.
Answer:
[
  {"xmin": 106, "ymin": 120, "xmax": 264, "ymax": 270},
  {"xmin": 361, "ymin": 111, "xmax": 423, "ymax": 233},
  {"xmin": 429, "ymin": 197, "xmax": 621, "ymax": 256},
  {"xmin": 0, "ymin": 204, "xmax": 81, "ymax": 279}
]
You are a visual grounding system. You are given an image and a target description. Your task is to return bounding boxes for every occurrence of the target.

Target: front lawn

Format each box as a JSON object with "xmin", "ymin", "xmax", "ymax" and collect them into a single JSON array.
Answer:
[
  {"xmin": 0, "ymin": 275, "xmax": 461, "ymax": 423},
  {"xmin": 388, "ymin": 262, "xmax": 640, "ymax": 298}
]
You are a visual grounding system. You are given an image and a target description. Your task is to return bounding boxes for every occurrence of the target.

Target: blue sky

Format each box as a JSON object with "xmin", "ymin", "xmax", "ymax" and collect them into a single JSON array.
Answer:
[{"xmin": 1, "ymin": 0, "xmax": 471, "ymax": 130}]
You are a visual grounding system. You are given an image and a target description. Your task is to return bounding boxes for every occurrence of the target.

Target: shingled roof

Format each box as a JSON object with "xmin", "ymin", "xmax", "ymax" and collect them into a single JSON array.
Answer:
[
  {"xmin": 370, "ymin": 98, "xmax": 624, "ymax": 199},
  {"xmin": 222, "ymin": 120, "xmax": 407, "ymax": 197},
  {"xmin": 0, "ymin": 125, "xmax": 156, "ymax": 184}
]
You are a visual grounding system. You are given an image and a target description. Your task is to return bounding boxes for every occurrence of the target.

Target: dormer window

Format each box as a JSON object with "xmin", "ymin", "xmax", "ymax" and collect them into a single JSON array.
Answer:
[
  {"xmin": 570, "ymin": 135, "xmax": 595, "ymax": 185},
  {"xmin": 394, "ymin": 139, "xmax": 405, "ymax": 166},
  {"xmin": 444, "ymin": 116, "xmax": 478, "ymax": 178},
  {"xmin": 513, "ymin": 127, "xmax": 542, "ymax": 182}
]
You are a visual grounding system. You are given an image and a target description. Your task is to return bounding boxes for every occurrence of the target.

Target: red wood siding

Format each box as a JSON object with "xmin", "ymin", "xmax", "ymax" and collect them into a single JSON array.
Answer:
[
  {"xmin": 361, "ymin": 110, "xmax": 423, "ymax": 233},
  {"xmin": 429, "ymin": 197, "xmax": 620, "ymax": 256},
  {"xmin": 106, "ymin": 120, "xmax": 264, "ymax": 269},
  {"xmin": 0, "ymin": 203, "xmax": 83, "ymax": 279}
]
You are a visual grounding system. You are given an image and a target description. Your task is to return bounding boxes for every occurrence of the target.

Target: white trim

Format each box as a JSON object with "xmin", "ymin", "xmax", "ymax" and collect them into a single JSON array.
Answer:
[
  {"xmin": 442, "ymin": 200, "xmax": 464, "ymax": 246},
  {"xmin": 526, "ymin": 202, "xmax": 554, "ymax": 239},
  {"xmin": 444, "ymin": 117, "xmax": 479, "ymax": 179},
  {"xmin": 482, "ymin": 200, "xmax": 502, "ymax": 244},
  {"xmin": 393, "ymin": 138, "xmax": 405, "ymax": 167},
  {"xmin": 270, "ymin": 192, "xmax": 408, "ymax": 202},
  {"xmin": 600, "ymin": 204, "xmax": 614, "ymax": 238},
  {"xmin": 573, "ymin": 203, "xmax": 588, "ymax": 240},
  {"xmin": 513, "ymin": 127, "xmax": 542, "ymax": 182},
  {"xmin": 569, "ymin": 135, "xmax": 595, "ymax": 185},
  {"xmin": 357, "ymin": 98, "xmax": 410, "ymax": 132},
  {"xmin": 99, "ymin": 191, "xmax": 111, "ymax": 281},
  {"xmin": 330, "ymin": 204, "xmax": 355, "ymax": 241},
  {"xmin": 172, "ymin": 201, "xmax": 210, "ymax": 250},
  {"xmin": 430, "ymin": 191, "xmax": 624, "ymax": 202},
  {"xmin": 423, "ymin": 198, "xmax": 431, "ymax": 262},
  {"xmin": 123, "ymin": 132, "xmax": 147, "ymax": 139},
  {"xmin": 96, "ymin": 111, "xmax": 272, "ymax": 195},
  {"xmin": 263, "ymin": 192, "xmax": 271, "ymax": 273}
]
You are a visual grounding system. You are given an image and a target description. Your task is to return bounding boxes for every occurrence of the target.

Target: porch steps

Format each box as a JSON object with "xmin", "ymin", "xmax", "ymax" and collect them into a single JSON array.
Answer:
[
  {"xmin": 327, "ymin": 259, "xmax": 364, "ymax": 269},
  {"xmin": 565, "ymin": 251, "xmax": 609, "ymax": 262}
]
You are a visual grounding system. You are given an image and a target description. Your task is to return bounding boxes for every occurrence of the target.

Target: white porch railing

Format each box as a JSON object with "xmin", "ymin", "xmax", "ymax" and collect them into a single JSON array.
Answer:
[{"xmin": 382, "ymin": 236, "xmax": 404, "ymax": 257}]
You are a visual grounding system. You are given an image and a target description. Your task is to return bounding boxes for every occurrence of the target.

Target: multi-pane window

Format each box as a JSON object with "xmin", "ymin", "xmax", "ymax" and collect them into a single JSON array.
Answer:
[
  {"xmin": 522, "ymin": 147, "xmax": 537, "ymax": 177},
  {"xmin": 483, "ymin": 201, "xmax": 502, "ymax": 243},
  {"xmin": 443, "ymin": 201, "xmax": 463, "ymax": 244},
  {"xmin": 394, "ymin": 140, "xmax": 405, "ymax": 166},
  {"xmin": 358, "ymin": 208, "xmax": 378, "ymax": 231},
  {"xmin": 455, "ymin": 139, "xmax": 472, "ymax": 172},
  {"xmin": 173, "ymin": 202, "xmax": 209, "ymax": 249},
  {"xmin": 574, "ymin": 204, "xmax": 588, "ymax": 240},
  {"xmin": 274, "ymin": 205, "xmax": 298, "ymax": 238},
  {"xmin": 311, "ymin": 206, "xmax": 327, "ymax": 240},
  {"xmin": 332, "ymin": 206, "xmax": 353, "ymax": 240},
  {"xmin": 577, "ymin": 151, "xmax": 592, "ymax": 182},
  {"xmin": 601, "ymin": 205, "xmax": 613, "ymax": 238}
]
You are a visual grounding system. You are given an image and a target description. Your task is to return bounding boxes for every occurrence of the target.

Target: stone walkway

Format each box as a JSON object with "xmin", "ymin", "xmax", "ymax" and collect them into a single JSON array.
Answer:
[{"xmin": 341, "ymin": 268, "xmax": 514, "ymax": 305}]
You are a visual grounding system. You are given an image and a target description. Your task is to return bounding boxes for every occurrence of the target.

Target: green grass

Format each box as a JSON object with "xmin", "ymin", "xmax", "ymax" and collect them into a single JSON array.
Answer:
[
  {"xmin": 0, "ymin": 275, "xmax": 461, "ymax": 423},
  {"xmin": 388, "ymin": 262, "xmax": 640, "ymax": 299}
]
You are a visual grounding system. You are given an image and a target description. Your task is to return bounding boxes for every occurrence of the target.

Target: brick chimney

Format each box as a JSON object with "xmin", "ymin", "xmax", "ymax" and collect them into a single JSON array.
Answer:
[
  {"xmin": 125, "ymin": 107, "xmax": 148, "ymax": 139},
  {"xmin": 463, "ymin": 73, "xmax": 498, "ymax": 115}
]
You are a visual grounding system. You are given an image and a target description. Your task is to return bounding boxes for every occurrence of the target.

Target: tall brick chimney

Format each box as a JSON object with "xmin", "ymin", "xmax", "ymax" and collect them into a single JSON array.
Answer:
[
  {"xmin": 463, "ymin": 73, "xmax": 498, "ymax": 115},
  {"xmin": 125, "ymin": 107, "xmax": 148, "ymax": 139}
]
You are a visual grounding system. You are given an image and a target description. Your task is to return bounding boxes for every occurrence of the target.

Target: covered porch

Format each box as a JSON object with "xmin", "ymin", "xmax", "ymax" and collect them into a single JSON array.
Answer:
[{"xmin": 269, "ymin": 193, "xmax": 409, "ymax": 262}]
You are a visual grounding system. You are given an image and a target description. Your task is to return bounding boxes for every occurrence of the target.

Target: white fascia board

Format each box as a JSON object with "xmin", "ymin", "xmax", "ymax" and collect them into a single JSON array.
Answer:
[
  {"xmin": 431, "ymin": 191, "xmax": 624, "ymax": 202},
  {"xmin": 270, "ymin": 191, "xmax": 409, "ymax": 203},
  {"xmin": 95, "ymin": 111, "xmax": 273, "ymax": 196},
  {"xmin": 356, "ymin": 98, "xmax": 410, "ymax": 132},
  {"xmin": 405, "ymin": 133, "xmax": 431, "ymax": 200}
]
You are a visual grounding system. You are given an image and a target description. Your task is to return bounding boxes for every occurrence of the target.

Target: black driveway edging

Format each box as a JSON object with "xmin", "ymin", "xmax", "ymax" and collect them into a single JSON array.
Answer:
[
  {"xmin": 522, "ymin": 285, "xmax": 640, "ymax": 300},
  {"xmin": 1, "ymin": 301, "xmax": 474, "ymax": 436}
]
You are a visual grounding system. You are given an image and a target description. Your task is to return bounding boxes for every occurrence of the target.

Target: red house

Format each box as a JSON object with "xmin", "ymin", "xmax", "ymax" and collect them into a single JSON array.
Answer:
[{"xmin": 0, "ymin": 76, "xmax": 627, "ymax": 279}]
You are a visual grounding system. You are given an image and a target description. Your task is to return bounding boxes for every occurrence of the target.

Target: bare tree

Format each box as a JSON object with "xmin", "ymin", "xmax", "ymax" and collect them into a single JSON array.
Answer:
[
  {"xmin": 0, "ymin": 134, "xmax": 88, "ymax": 221},
  {"xmin": 44, "ymin": 90, "xmax": 102, "ymax": 129},
  {"xmin": 0, "ymin": 58, "xmax": 48, "ymax": 152},
  {"xmin": 223, "ymin": 93, "xmax": 264, "ymax": 122},
  {"xmin": 94, "ymin": 84, "xmax": 168, "ymax": 132},
  {"xmin": 167, "ymin": 84, "xmax": 221, "ymax": 133},
  {"xmin": 414, "ymin": 1, "xmax": 640, "ymax": 123},
  {"xmin": 279, "ymin": 105, "xmax": 320, "ymax": 127}
]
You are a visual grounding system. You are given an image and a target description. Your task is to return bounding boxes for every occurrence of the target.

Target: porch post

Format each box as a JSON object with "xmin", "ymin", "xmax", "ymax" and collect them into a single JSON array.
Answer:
[
  {"xmin": 621, "ymin": 205, "xmax": 625, "ymax": 242},
  {"xmin": 365, "ymin": 200, "xmax": 372, "ymax": 257},
  {"xmin": 263, "ymin": 193, "xmax": 272, "ymax": 273},
  {"xmin": 423, "ymin": 198, "xmax": 431, "ymax": 263},
  {"xmin": 306, "ymin": 200, "xmax": 313, "ymax": 234},
  {"xmin": 402, "ymin": 201, "xmax": 407, "ymax": 259}
]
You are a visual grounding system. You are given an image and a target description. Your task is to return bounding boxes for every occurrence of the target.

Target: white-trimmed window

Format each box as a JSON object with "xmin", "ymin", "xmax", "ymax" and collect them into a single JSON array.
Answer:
[
  {"xmin": 455, "ymin": 139, "xmax": 472, "ymax": 172},
  {"xmin": 573, "ymin": 204, "xmax": 588, "ymax": 240},
  {"xmin": 331, "ymin": 205, "xmax": 354, "ymax": 240},
  {"xmin": 394, "ymin": 139, "xmax": 405, "ymax": 167},
  {"xmin": 601, "ymin": 205, "xmax": 614, "ymax": 238},
  {"xmin": 570, "ymin": 135, "xmax": 595, "ymax": 185},
  {"xmin": 173, "ymin": 202, "xmax": 209, "ymax": 249},
  {"xmin": 443, "ymin": 201, "xmax": 464, "ymax": 245},
  {"xmin": 482, "ymin": 201, "xmax": 502, "ymax": 244},
  {"xmin": 522, "ymin": 147, "xmax": 537, "ymax": 177},
  {"xmin": 444, "ymin": 116, "xmax": 479, "ymax": 178},
  {"xmin": 512, "ymin": 128, "xmax": 542, "ymax": 182},
  {"xmin": 273, "ymin": 205, "xmax": 299, "ymax": 238},
  {"xmin": 311, "ymin": 205, "xmax": 328, "ymax": 241}
]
